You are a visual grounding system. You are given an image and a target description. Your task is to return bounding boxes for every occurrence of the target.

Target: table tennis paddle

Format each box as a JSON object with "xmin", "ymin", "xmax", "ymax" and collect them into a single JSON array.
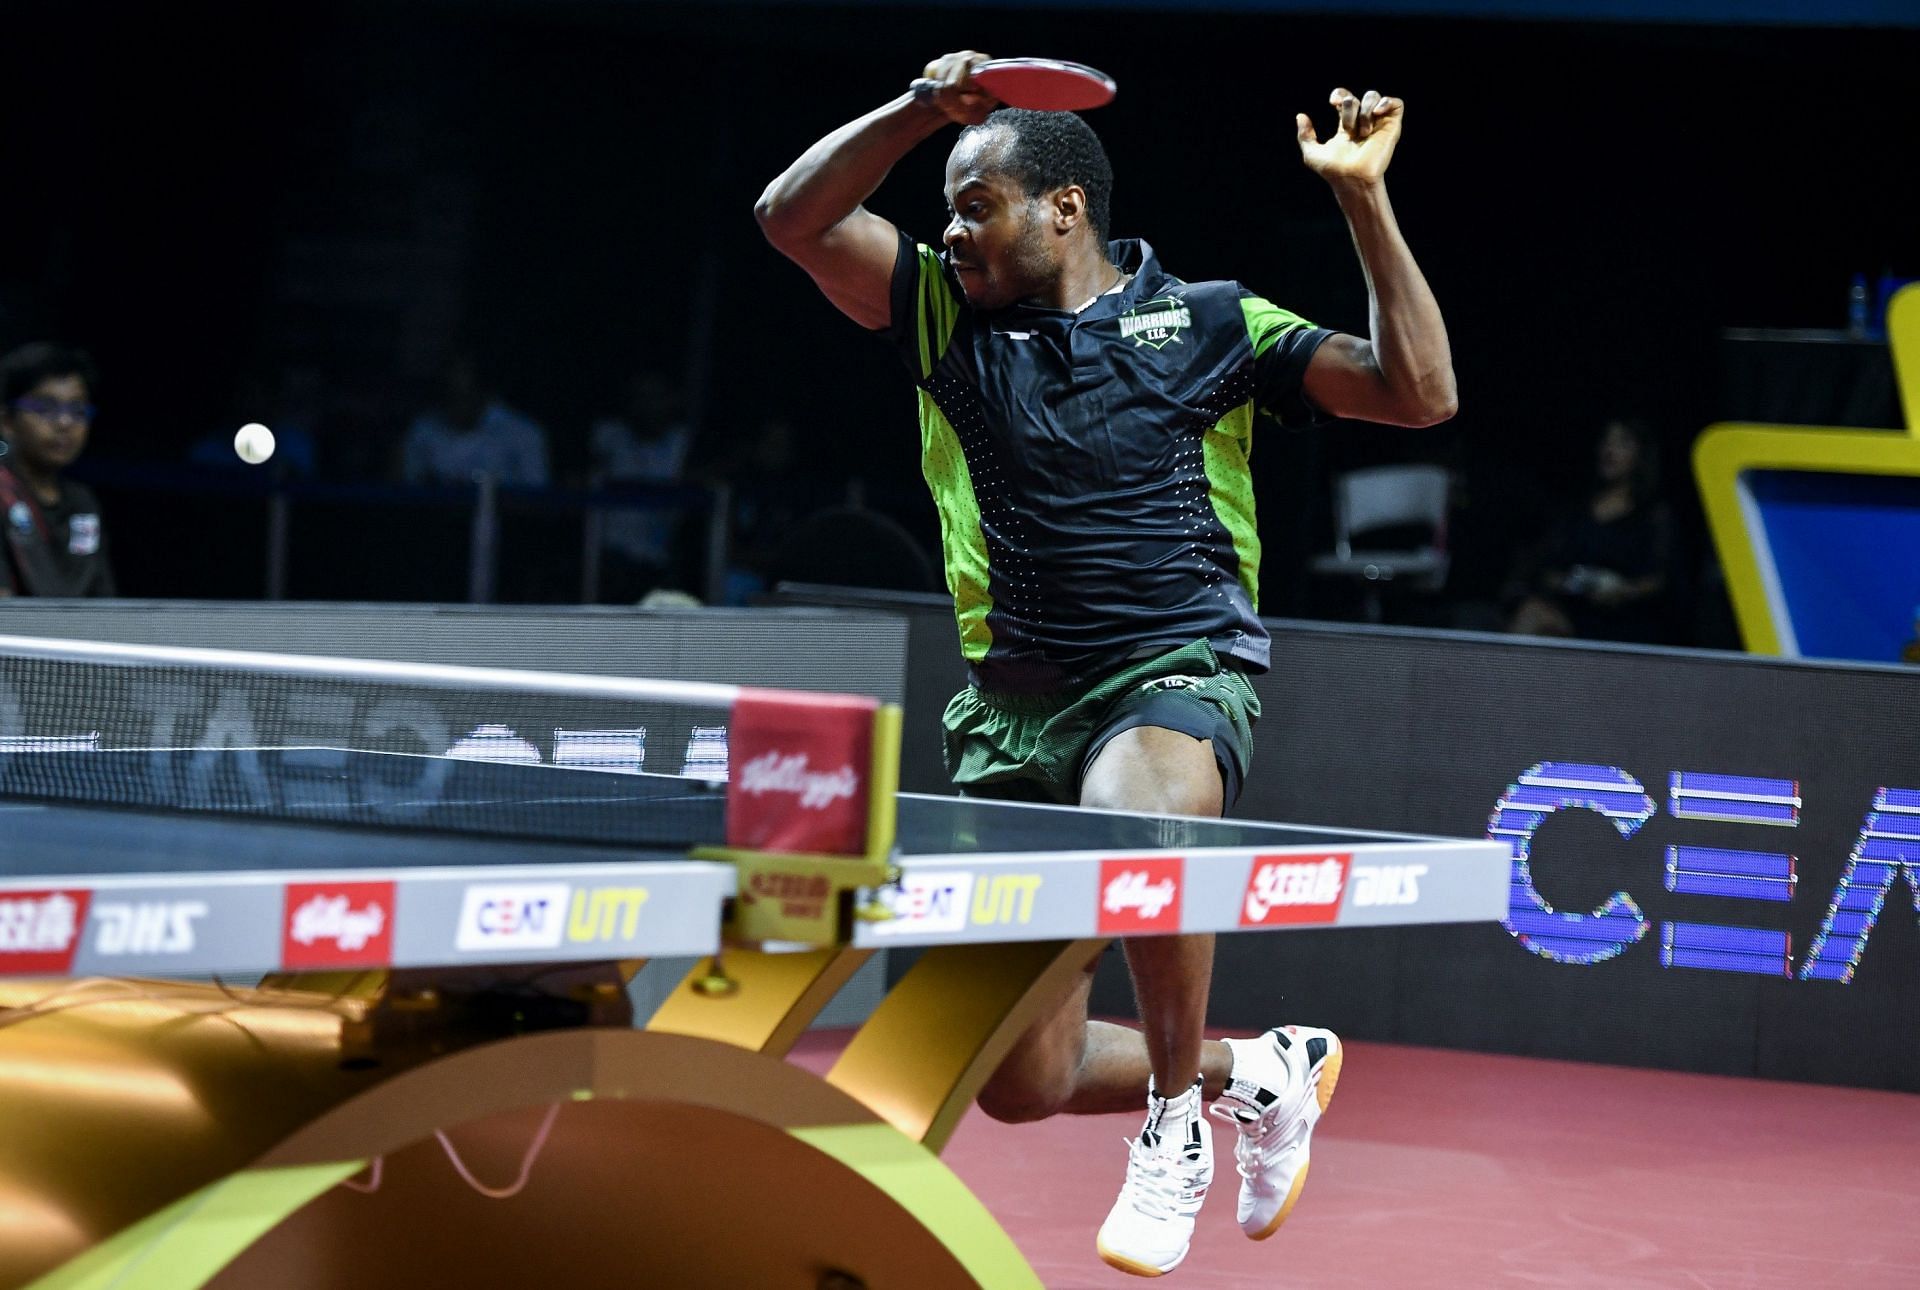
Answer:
[{"xmin": 912, "ymin": 58, "xmax": 1118, "ymax": 112}]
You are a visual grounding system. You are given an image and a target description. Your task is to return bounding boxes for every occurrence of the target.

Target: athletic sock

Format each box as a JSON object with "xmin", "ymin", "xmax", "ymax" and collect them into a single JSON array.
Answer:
[{"xmin": 1140, "ymin": 1077, "xmax": 1204, "ymax": 1151}]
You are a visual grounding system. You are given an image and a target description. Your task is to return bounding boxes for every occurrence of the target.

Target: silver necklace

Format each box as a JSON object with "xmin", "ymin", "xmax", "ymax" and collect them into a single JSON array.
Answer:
[{"xmin": 1072, "ymin": 272, "xmax": 1132, "ymax": 315}]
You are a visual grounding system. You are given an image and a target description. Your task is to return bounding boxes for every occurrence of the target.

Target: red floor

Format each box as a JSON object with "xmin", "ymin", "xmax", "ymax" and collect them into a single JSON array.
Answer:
[{"xmin": 790, "ymin": 1031, "xmax": 1920, "ymax": 1289}]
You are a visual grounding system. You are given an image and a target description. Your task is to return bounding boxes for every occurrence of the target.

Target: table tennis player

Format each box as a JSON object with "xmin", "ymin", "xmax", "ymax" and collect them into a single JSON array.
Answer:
[{"xmin": 755, "ymin": 49, "xmax": 1455, "ymax": 1277}]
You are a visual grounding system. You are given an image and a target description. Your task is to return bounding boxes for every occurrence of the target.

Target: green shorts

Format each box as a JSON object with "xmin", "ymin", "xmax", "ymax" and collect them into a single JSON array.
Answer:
[{"xmin": 942, "ymin": 639, "xmax": 1261, "ymax": 806}]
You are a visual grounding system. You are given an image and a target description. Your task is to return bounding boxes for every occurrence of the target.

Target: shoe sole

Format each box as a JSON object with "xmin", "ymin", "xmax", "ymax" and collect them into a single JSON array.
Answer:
[
  {"xmin": 1248, "ymin": 1036, "xmax": 1343, "ymax": 1241},
  {"xmin": 1096, "ymin": 1240, "xmax": 1176, "ymax": 1277}
]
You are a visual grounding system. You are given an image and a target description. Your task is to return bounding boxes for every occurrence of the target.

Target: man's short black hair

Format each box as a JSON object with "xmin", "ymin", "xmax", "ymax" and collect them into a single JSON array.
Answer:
[
  {"xmin": 0, "ymin": 342, "xmax": 99, "ymax": 407},
  {"xmin": 963, "ymin": 108, "xmax": 1115, "ymax": 245}
]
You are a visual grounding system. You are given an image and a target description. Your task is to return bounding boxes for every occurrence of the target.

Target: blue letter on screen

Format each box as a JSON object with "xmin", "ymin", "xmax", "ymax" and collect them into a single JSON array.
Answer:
[
  {"xmin": 1490, "ymin": 762, "xmax": 1654, "ymax": 964},
  {"xmin": 1800, "ymin": 787, "xmax": 1920, "ymax": 983}
]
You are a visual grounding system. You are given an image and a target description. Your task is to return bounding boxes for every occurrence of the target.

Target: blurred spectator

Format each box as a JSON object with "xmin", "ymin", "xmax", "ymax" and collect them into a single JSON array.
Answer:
[
  {"xmin": 1508, "ymin": 417, "xmax": 1674, "ymax": 643},
  {"xmin": 0, "ymin": 342, "xmax": 116, "ymax": 597},
  {"xmin": 720, "ymin": 414, "xmax": 810, "ymax": 601},
  {"xmin": 188, "ymin": 365, "xmax": 323, "ymax": 477},
  {"xmin": 589, "ymin": 370, "xmax": 694, "ymax": 598},
  {"xmin": 401, "ymin": 350, "xmax": 549, "ymax": 486}
]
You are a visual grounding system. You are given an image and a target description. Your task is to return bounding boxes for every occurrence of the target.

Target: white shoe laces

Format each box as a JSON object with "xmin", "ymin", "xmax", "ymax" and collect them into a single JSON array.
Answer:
[
  {"xmin": 1118, "ymin": 1134, "xmax": 1206, "ymax": 1219},
  {"xmin": 1208, "ymin": 1070, "xmax": 1310, "ymax": 1183}
]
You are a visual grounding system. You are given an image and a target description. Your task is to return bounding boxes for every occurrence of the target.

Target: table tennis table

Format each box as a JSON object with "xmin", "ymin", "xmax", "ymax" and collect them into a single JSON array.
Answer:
[
  {"xmin": 1, "ymin": 746, "xmax": 1504, "ymax": 979},
  {"xmin": 0, "ymin": 744, "xmax": 1509, "ymax": 1290}
]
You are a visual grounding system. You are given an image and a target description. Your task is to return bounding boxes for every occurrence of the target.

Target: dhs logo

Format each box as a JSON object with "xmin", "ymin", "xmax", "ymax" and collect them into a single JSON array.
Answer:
[
  {"xmin": 93, "ymin": 900, "xmax": 208, "ymax": 956},
  {"xmin": 1350, "ymin": 864, "xmax": 1426, "ymax": 908},
  {"xmin": 457, "ymin": 883, "xmax": 569, "ymax": 952}
]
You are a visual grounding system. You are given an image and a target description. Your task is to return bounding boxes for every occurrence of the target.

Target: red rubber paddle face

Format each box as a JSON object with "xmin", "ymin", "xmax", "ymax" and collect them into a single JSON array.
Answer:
[{"xmin": 971, "ymin": 59, "xmax": 1117, "ymax": 111}]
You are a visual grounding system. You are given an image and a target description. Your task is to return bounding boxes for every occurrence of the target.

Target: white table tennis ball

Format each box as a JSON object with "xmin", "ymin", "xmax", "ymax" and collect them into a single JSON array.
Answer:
[{"xmin": 234, "ymin": 422, "xmax": 276, "ymax": 465}]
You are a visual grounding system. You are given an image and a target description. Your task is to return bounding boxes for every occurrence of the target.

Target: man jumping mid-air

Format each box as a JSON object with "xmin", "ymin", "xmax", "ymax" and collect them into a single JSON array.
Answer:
[{"xmin": 755, "ymin": 51, "xmax": 1455, "ymax": 1277}]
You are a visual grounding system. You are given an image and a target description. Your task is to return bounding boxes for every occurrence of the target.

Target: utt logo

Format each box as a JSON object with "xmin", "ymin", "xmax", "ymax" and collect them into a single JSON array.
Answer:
[
  {"xmin": 283, "ymin": 882, "xmax": 395, "ymax": 968},
  {"xmin": 1241, "ymin": 854, "xmax": 1351, "ymax": 928},
  {"xmin": 1350, "ymin": 863, "xmax": 1426, "ymax": 908},
  {"xmin": 567, "ymin": 887, "xmax": 650, "ymax": 944},
  {"xmin": 971, "ymin": 874, "xmax": 1044, "ymax": 927},
  {"xmin": 1099, "ymin": 858, "xmax": 1184, "ymax": 935},
  {"xmin": 93, "ymin": 900, "xmax": 207, "ymax": 956},
  {"xmin": 737, "ymin": 753, "xmax": 858, "ymax": 810},
  {"xmin": 457, "ymin": 883, "xmax": 569, "ymax": 952},
  {"xmin": 0, "ymin": 889, "xmax": 90, "ymax": 973},
  {"xmin": 868, "ymin": 871, "xmax": 973, "ymax": 938}
]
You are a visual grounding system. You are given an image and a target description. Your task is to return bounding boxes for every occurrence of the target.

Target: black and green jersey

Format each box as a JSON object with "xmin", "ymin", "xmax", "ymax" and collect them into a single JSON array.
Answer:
[{"xmin": 885, "ymin": 232, "xmax": 1331, "ymax": 693}]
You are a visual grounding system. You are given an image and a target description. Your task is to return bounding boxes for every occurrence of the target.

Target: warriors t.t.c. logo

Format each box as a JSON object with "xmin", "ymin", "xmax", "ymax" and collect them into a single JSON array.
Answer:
[{"xmin": 1119, "ymin": 295, "xmax": 1192, "ymax": 349}]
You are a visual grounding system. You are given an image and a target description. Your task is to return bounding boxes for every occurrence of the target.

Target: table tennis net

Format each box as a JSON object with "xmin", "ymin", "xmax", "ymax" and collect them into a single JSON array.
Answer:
[{"xmin": 0, "ymin": 639, "xmax": 737, "ymax": 849}]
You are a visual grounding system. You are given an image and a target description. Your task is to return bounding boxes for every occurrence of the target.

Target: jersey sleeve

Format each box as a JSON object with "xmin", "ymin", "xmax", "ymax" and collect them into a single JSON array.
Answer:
[
  {"xmin": 1239, "ymin": 290, "xmax": 1335, "ymax": 428},
  {"xmin": 885, "ymin": 231, "xmax": 966, "ymax": 384}
]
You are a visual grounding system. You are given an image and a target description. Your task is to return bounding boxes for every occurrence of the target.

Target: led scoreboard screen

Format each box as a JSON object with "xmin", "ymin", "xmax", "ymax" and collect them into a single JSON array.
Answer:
[{"xmin": 1213, "ymin": 626, "xmax": 1920, "ymax": 1092}]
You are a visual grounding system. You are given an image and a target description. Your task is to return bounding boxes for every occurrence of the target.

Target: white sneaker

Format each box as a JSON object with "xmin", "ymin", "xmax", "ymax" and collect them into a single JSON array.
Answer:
[
  {"xmin": 1208, "ymin": 1025, "xmax": 1342, "ymax": 1239},
  {"xmin": 1096, "ymin": 1080, "xmax": 1213, "ymax": 1277}
]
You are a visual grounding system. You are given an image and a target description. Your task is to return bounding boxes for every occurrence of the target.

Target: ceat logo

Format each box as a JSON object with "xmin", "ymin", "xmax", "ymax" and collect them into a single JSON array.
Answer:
[
  {"xmin": 0, "ymin": 889, "xmax": 90, "ymax": 973},
  {"xmin": 1099, "ymin": 858, "xmax": 1184, "ymax": 935},
  {"xmin": 93, "ymin": 900, "xmax": 207, "ymax": 956},
  {"xmin": 283, "ymin": 881, "xmax": 395, "ymax": 968},
  {"xmin": 456, "ymin": 883, "xmax": 569, "ymax": 952},
  {"xmin": 867, "ymin": 871, "xmax": 974, "ymax": 938},
  {"xmin": 1241, "ymin": 853, "xmax": 1351, "ymax": 928}
]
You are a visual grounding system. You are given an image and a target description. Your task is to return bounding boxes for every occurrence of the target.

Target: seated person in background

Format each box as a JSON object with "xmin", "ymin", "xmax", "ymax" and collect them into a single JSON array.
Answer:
[
  {"xmin": 400, "ymin": 350, "xmax": 549, "ymax": 487},
  {"xmin": 0, "ymin": 342, "xmax": 116, "ymax": 598},
  {"xmin": 1508, "ymin": 416, "xmax": 1672, "ymax": 643},
  {"xmin": 589, "ymin": 370, "xmax": 694, "ymax": 598}
]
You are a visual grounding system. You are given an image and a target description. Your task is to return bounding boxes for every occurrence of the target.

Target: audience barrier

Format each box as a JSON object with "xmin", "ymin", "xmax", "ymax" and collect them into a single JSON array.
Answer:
[{"xmin": 71, "ymin": 462, "xmax": 731, "ymax": 605}]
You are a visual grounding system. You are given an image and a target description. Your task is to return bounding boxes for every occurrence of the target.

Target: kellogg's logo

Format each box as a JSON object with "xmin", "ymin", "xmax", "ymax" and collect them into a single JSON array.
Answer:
[
  {"xmin": 1240, "ymin": 854, "xmax": 1350, "ymax": 928},
  {"xmin": 737, "ymin": 752, "xmax": 858, "ymax": 810},
  {"xmin": 0, "ymin": 889, "xmax": 90, "ymax": 973},
  {"xmin": 724, "ymin": 690, "xmax": 874, "ymax": 856},
  {"xmin": 1098, "ymin": 858, "xmax": 1183, "ymax": 935},
  {"xmin": 283, "ymin": 881, "xmax": 395, "ymax": 968}
]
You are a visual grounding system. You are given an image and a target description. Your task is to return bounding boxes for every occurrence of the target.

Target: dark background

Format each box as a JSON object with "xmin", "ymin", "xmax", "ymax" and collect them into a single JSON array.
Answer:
[{"xmin": 3, "ymin": 1, "xmax": 1915, "ymax": 619}]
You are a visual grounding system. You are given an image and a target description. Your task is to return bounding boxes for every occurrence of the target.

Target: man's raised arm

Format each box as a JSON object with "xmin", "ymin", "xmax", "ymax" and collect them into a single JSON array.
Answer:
[
  {"xmin": 1297, "ymin": 89, "xmax": 1459, "ymax": 429},
  {"xmin": 755, "ymin": 52, "xmax": 998, "ymax": 330}
]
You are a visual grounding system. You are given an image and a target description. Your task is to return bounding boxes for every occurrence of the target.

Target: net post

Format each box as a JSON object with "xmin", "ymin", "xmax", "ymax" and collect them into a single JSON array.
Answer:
[{"xmin": 864, "ymin": 703, "xmax": 902, "ymax": 866}]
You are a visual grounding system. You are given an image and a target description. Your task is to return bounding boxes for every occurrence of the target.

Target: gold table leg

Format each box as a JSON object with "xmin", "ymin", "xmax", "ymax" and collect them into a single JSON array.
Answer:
[
  {"xmin": 647, "ymin": 948, "xmax": 874, "ymax": 1055},
  {"xmin": 827, "ymin": 939, "xmax": 1108, "ymax": 1151}
]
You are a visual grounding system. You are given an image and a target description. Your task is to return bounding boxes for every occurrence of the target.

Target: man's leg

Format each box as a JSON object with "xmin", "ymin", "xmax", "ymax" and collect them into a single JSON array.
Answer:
[
  {"xmin": 1080, "ymin": 725, "xmax": 1225, "ymax": 1101},
  {"xmin": 973, "ymin": 724, "xmax": 1233, "ymax": 1122},
  {"xmin": 1082, "ymin": 725, "xmax": 1227, "ymax": 1276}
]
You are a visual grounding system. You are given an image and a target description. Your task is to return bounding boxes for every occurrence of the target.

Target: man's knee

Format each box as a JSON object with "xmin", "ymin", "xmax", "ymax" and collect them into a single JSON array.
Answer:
[
  {"xmin": 975, "ymin": 1071, "xmax": 1069, "ymax": 1124},
  {"xmin": 1082, "ymin": 727, "xmax": 1222, "ymax": 817}
]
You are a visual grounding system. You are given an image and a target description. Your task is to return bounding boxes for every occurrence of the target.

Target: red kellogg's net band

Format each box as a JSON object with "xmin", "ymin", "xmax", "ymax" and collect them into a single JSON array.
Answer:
[{"xmin": 725, "ymin": 689, "xmax": 876, "ymax": 856}]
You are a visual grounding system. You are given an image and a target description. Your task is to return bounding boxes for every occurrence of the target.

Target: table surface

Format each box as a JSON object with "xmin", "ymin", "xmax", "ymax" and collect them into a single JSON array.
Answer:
[{"xmin": 0, "ymin": 748, "xmax": 1511, "ymax": 975}]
